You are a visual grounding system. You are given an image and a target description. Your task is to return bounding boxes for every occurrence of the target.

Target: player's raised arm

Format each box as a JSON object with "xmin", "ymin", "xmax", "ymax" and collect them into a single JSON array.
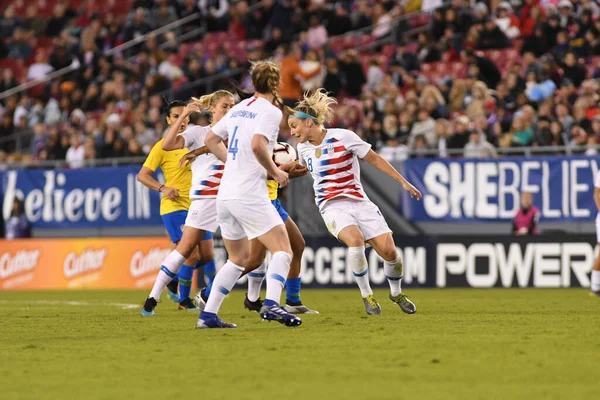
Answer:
[
  {"xmin": 362, "ymin": 150, "xmax": 422, "ymax": 200},
  {"xmin": 162, "ymin": 102, "xmax": 200, "ymax": 151}
]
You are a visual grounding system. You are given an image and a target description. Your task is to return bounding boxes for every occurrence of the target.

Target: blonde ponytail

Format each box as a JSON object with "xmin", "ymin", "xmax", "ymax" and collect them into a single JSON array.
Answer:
[
  {"xmin": 294, "ymin": 89, "xmax": 337, "ymax": 126},
  {"xmin": 191, "ymin": 89, "xmax": 234, "ymax": 110}
]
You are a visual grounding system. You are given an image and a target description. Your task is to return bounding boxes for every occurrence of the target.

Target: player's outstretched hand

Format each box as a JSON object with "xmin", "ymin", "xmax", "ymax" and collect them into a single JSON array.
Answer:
[
  {"xmin": 273, "ymin": 169, "xmax": 290, "ymax": 188},
  {"xmin": 281, "ymin": 161, "xmax": 309, "ymax": 178},
  {"xmin": 161, "ymin": 186, "xmax": 180, "ymax": 201},
  {"xmin": 179, "ymin": 151, "xmax": 197, "ymax": 168},
  {"xmin": 402, "ymin": 181, "xmax": 422, "ymax": 200},
  {"xmin": 184, "ymin": 103, "xmax": 202, "ymax": 115}
]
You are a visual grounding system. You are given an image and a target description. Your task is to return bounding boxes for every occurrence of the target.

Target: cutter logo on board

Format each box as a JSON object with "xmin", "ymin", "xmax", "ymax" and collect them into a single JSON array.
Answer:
[{"xmin": 63, "ymin": 249, "xmax": 108, "ymax": 279}]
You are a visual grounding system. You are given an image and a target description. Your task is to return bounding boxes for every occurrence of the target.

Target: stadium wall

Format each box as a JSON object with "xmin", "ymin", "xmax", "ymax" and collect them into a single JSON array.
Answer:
[{"xmin": 1, "ymin": 235, "xmax": 596, "ymax": 290}]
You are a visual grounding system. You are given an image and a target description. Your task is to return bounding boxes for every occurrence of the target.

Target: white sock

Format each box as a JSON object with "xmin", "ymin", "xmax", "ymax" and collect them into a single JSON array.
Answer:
[
  {"xmin": 149, "ymin": 250, "xmax": 186, "ymax": 299},
  {"xmin": 592, "ymin": 270, "xmax": 600, "ymax": 291},
  {"xmin": 348, "ymin": 246, "xmax": 373, "ymax": 297},
  {"xmin": 204, "ymin": 260, "xmax": 244, "ymax": 314},
  {"xmin": 265, "ymin": 252, "xmax": 292, "ymax": 304},
  {"xmin": 247, "ymin": 260, "xmax": 267, "ymax": 302},
  {"xmin": 384, "ymin": 254, "xmax": 403, "ymax": 297}
]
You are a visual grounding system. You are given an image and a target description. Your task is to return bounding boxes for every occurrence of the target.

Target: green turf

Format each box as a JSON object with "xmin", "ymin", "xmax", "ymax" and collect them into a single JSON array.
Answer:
[{"xmin": 0, "ymin": 289, "xmax": 598, "ymax": 400}]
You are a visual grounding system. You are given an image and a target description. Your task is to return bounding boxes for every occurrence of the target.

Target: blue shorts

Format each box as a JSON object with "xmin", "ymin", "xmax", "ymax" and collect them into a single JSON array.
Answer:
[
  {"xmin": 162, "ymin": 210, "xmax": 214, "ymax": 243},
  {"xmin": 162, "ymin": 210, "xmax": 187, "ymax": 243},
  {"xmin": 271, "ymin": 199, "xmax": 289, "ymax": 222}
]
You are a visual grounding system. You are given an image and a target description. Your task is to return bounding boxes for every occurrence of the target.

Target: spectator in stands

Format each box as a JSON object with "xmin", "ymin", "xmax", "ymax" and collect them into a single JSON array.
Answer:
[
  {"xmin": 339, "ymin": 49, "xmax": 366, "ymax": 98},
  {"xmin": 522, "ymin": 25, "xmax": 550, "ymax": 57},
  {"xmin": 153, "ymin": 1, "xmax": 178, "ymax": 29},
  {"xmin": 562, "ymin": 51, "xmax": 586, "ymax": 87},
  {"xmin": 509, "ymin": 114, "xmax": 534, "ymax": 147},
  {"xmin": 447, "ymin": 115, "xmax": 470, "ymax": 152},
  {"xmin": 4, "ymin": 199, "xmax": 31, "ymax": 240},
  {"xmin": 124, "ymin": 8, "xmax": 153, "ymax": 42},
  {"xmin": 512, "ymin": 192, "xmax": 540, "ymax": 236},
  {"xmin": 46, "ymin": 4, "xmax": 70, "ymax": 37},
  {"xmin": 307, "ymin": 15, "xmax": 328, "ymax": 50},
  {"xmin": 410, "ymin": 108, "xmax": 436, "ymax": 147},
  {"xmin": 328, "ymin": 3, "xmax": 353, "ymax": 36},
  {"xmin": 27, "ymin": 49, "xmax": 54, "ymax": 81},
  {"xmin": 366, "ymin": 58, "xmax": 384, "ymax": 93},
  {"xmin": 0, "ymin": 68, "xmax": 18, "ymax": 94},
  {"xmin": 411, "ymin": 134, "xmax": 431, "ymax": 158},
  {"xmin": 198, "ymin": 0, "xmax": 230, "ymax": 32},
  {"xmin": 478, "ymin": 18, "xmax": 510, "ymax": 49},
  {"xmin": 464, "ymin": 130, "xmax": 497, "ymax": 158},
  {"xmin": 462, "ymin": 49, "xmax": 501, "ymax": 89},
  {"xmin": 22, "ymin": 5, "xmax": 46, "ymax": 37},
  {"xmin": 543, "ymin": 14, "xmax": 561, "ymax": 48},
  {"xmin": 372, "ymin": 2, "xmax": 392, "ymax": 39},
  {"xmin": 8, "ymin": 28, "xmax": 32, "ymax": 60},
  {"xmin": 379, "ymin": 138, "xmax": 409, "ymax": 162},
  {"xmin": 557, "ymin": 0, "xmax": 575, "ymax": 28},
  {"xmin": 279, "ymin": 44, "xmax": 321, "ymax": 106},
  {"xmin": 416, "ymin": 32, "xmax": 440, "ymax": 63},
  {"xmin": 0, "ymin": 4, "xmax": 20, "ymax": 38},
  {"xmin": 323, "ymin": 58, "xmax": 342, "ymax": 98},
  {"xmin": 494, "ymin": 2, "xmax": 520, "ymax": 40},
  {"xmin": 66, "ymin": 134, "xmax": 85, "ymax": 168}
]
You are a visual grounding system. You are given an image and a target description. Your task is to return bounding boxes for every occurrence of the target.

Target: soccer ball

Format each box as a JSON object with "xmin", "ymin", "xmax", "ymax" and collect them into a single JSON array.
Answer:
[{"xmin": 272, "ymin": 142, "xmax": 297, "ymax": 166}]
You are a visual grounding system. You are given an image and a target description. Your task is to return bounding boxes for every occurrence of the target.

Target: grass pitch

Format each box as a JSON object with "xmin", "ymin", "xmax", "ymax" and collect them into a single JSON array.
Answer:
[{"xmin": 0, "ymin": 289, "xmax": 598, "ymax": 400}]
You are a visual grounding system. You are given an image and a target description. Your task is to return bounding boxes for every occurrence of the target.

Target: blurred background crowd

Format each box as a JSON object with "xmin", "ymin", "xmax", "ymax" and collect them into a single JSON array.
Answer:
[{"xmin": 1, "ymin": 0, "xmax": 600, "ymax": 168}]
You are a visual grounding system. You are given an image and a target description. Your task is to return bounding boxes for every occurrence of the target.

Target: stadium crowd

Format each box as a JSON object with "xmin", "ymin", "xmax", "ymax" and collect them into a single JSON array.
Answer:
[{"xmin": 1, "ymin": 0, "xmax": 600, "ymax": 168}]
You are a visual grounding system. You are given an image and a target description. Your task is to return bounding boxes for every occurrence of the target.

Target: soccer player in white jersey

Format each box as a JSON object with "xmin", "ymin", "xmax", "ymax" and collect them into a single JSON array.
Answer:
[
  {"xmin": 288, "ymin": 89, "xmax": 422, "ymax": 315},
  {"xmin": 591, "ymin": 173, "xmax": 600, "ymax": 296},
  {"xmin": 199, "ymin": 61, "xmax": 301, "ymax": 328},
  {"xmin": 141, "ymin": 90, "xmax": 235, "ymax": 316}
]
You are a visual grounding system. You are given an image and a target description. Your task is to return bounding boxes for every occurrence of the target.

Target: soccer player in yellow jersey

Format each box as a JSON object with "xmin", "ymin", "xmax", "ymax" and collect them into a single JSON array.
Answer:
[{"xmin": 137, "ymin": 101, "xmax": 212, "ymax": 310}]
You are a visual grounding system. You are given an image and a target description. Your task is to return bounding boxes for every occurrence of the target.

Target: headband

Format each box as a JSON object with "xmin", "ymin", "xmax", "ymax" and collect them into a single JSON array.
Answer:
[{"xmin": 289, "ymin": 111, "xmax": 317, "ymax": 120}]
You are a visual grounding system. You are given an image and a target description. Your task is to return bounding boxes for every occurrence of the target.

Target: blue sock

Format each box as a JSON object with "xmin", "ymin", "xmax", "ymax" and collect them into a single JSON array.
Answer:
[
  {"xmin": 178, "ymin": 264, "xmax": 195, "ymax": 301},
  {"xmin": 202, "ymin": 259, "xmax": 217, "ymax": 285},
  {"xmin": 286, "ymin": 277, "xmax": 302, "ymax": 304}
]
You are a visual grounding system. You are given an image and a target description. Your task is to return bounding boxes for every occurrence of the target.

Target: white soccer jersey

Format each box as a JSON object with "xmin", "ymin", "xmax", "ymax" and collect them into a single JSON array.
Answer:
[
  {"xmin": 211, "ymin": 96, "xmax": 282, "ymax": 201},
  {"xmin": 179, "ymin": 125, "xmax": 224, "ymax": 199},
  {"xmin": 297, "ymin": 128, "xmax": 372, "ymax": 210}
]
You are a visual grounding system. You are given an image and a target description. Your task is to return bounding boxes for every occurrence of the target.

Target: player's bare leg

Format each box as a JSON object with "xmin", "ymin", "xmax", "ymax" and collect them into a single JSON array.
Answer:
[
  {"xmin": 367, "ymin": 233, "xmax": 416, "ymax": 314},
  {"xmin": 338, "ymin": 225, "xmax": 381, "ymax": 315}
]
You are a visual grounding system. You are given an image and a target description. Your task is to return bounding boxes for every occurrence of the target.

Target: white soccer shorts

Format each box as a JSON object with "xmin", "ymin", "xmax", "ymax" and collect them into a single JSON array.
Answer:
[
  {"xmin": 320, "ymin": 198, "xmax": 392, "ymax": 241},
  {"xmin": 217, "ymin": 199, "xmax": 284, "ymax": 240},
  {"xmin": 185, "ymin": 198, "xmax": 219, "ymax": 233}
]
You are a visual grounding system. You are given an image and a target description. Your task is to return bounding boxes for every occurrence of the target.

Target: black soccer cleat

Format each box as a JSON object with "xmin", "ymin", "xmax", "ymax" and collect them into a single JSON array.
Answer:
[
  {"xmin": 244, "ymin": 293, "xmax": 263, "ymax": 312},
  {"xmin": 166, "ymin": 280, "xmax": 179, "ymax": 303},
  {"xmin": 178, "ymin": 297, "xmax": 200, "ymax": 311},
  {"xmin": 141, "ymin": 297, "xmax": 158, "ymax": 316}
]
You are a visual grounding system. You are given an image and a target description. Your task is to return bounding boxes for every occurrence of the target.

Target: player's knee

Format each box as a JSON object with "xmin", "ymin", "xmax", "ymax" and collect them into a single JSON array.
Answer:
[
  {"xmin": 200, "ymin": 249, "xmax": 214, "ymax": 263},
  {"xmin": 345, "ymin": 237, "xmax": 365, "ymax": 248},
  {"xmin": 380, "ymin": 247, "xmax": 399, "ymax": 262}
]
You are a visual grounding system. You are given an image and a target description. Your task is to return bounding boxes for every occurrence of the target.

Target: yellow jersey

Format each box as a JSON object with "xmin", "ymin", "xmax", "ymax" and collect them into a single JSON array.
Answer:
[
  {"xmin": 267, "ymin": 179, "xmax": 279, "ymax": 201},
  {"xmin": 143, "ymin": 139, "xmax": 192, "ymax": 215}
]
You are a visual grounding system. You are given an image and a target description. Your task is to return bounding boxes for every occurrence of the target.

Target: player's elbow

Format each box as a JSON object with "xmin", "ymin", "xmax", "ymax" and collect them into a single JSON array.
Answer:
[
  {"xmin": 136, "ymin": 172, "xmax": 145, "ymax": 184},
  {"xmin": 251, "ymin": 140, "xmax": 263, "ymax": 155}
]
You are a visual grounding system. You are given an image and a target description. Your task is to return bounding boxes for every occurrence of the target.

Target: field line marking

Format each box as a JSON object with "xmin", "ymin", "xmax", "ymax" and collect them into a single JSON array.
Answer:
[{"xmin": 0, "ymin": 300, "xmax": 140, "ymax": 310}]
